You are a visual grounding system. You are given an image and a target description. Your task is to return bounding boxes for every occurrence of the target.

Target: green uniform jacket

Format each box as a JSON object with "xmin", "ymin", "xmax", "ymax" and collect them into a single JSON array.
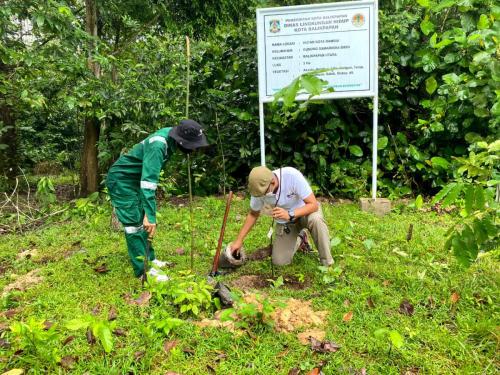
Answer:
[{"xmin": 107, "ymin": 127, "xmax": 176, "ymax": 224}]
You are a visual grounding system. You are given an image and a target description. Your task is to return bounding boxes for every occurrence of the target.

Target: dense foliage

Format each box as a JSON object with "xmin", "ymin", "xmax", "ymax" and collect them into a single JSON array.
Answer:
[{"xmin": 1, "ymin": 0, "xmax": 498, "ymax": 198}]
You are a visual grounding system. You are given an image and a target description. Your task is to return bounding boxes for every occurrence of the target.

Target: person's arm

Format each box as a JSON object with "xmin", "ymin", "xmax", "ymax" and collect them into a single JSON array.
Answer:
[
  {"xmin": 140, "ymin": 138, "xmax": 167, "ymax": 236},
  {"xmin": 231, "ymin": 210, "xmax": 260, "ymax": 253},
  {"xmin": 271, "ymin": 193, "xmax": 318, "ymax": 221}
]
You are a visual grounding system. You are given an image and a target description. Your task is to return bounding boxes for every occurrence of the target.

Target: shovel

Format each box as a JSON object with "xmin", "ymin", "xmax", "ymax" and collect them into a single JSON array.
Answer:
[{"xmin": 210, "ymin": 191, "xmax": 233, "ymax": 277}]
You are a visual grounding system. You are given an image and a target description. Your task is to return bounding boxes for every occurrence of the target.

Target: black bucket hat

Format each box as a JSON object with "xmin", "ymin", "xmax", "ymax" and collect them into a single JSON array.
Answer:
[{"xmin": 169, "ymin": 119, "xmax": 209, "ymax": 150}]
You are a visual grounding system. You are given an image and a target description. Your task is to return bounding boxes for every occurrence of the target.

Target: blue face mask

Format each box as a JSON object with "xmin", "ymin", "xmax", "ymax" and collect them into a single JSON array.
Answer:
[{"xmin": 264, "ymin": 192, "xmax": 277, "ymax": 204}]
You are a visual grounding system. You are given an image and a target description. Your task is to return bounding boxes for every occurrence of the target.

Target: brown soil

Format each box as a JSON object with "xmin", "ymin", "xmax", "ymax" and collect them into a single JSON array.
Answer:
[
  {"xmin": 230, "ymin": 275, "xmax": 270, "ymax": 290},
  {"xmin": 272, "ymin": 298, "xmax": 328, "ymax": 333},
  {"xmin": 247, "ymin": 246, "xmax": 272, "ymax": 261},
  {"xmin": 229, "ymin": 274, "xmax": 311, "ymax": 291}
]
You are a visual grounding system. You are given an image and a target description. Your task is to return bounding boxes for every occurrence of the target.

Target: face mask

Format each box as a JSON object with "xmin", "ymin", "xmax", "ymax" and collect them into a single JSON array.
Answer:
[{"xmin": 264, "ymin": 192, "xmax": 277, "ymax": 204}]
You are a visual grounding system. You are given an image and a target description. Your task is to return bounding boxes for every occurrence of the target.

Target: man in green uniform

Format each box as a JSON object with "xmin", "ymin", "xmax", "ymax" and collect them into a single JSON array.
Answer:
[{"xmin": 106, "ymin": 119, "xmax": 208, "ymax": 279}]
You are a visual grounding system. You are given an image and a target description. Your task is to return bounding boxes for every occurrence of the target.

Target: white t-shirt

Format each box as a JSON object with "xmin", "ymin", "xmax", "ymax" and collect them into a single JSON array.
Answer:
[{"xmin": 250, "ymin": 167, "xmax": 313, "ymax": 223}]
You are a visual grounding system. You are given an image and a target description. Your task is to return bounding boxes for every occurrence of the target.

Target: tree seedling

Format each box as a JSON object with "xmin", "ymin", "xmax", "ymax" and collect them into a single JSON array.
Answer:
[
  {"xmin": 66, "ymin": 315, "xmax": 116, "ymax": 353},
  {"xmin": 374, "ymin": 328, "xmax": 404, "ymax": 354},
  {"xmin": 9, "ymin": 317, "xmax": 62, "ymax": 368}
]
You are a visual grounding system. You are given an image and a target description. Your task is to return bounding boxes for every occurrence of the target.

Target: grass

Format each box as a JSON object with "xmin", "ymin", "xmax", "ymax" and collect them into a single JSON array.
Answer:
[{"xmin": 0, "ymin": 197, "xmax": 498, "ymax": 374}]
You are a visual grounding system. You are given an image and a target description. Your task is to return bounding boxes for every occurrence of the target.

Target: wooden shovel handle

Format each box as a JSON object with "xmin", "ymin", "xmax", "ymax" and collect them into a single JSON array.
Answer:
[{"xmin": 211, "ymin": 191, "xmax": 233, "ymax": 275}]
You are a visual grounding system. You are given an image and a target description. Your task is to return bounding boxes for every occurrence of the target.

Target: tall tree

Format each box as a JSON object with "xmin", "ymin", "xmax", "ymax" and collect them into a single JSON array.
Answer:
[{"xmin": 80, "ymin": 0, "xmax": 101, "ymax": 195}]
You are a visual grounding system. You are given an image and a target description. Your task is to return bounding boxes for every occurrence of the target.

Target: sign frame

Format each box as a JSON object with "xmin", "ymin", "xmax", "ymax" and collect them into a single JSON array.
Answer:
[
  {"xmin": 257, "ymin": 0, "xmax": 376, "ymax": 103},
  {"xmin": 256, "ymin": 0, "xmax": 380, "ymax": 199}
]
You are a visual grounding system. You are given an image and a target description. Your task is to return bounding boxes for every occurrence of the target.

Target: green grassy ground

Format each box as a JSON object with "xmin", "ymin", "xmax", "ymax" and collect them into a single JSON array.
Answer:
[{"xmin": 0, "ymin": 198, "xmax": 498, "ymax": 374}]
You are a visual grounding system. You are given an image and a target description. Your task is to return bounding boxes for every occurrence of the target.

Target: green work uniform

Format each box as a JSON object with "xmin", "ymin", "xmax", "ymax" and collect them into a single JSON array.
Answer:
[{"xmin": 106, "ymin": 127, "xmax": 176, "ymax": 277}]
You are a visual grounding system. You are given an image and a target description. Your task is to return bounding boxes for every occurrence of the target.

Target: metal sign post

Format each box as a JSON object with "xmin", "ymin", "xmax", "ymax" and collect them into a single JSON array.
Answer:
[{"xmin": 257, "ymin": 0, "xmax": 379, "ymax": 199}]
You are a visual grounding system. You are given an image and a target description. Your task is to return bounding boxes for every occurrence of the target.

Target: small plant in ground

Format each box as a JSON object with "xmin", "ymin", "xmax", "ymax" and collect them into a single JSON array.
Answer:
[
  {"xmin": 66, "ymin": 315, "xmax": 116, "ymax": 353},
  {"xmin": 318, "ymin": 265, "xmax": 343, "ymax": 285},
  {"xmin": 9, "ymin": 317, "xmax": 62, "ymax": 368},
  {"xmin": 36, "ymin": 177, "xmax": 56, "ymax": 207},
  {"xmin": 71, "ymin": 192, "xmax": 107, "ymax": 220},
  {"xmin": 267, "ymin": 275, "xmax": 284, "ymax": 289},
  {"xmin": 146, "ymin": 271, "xmax": 214, "ymax": 316},
  {"xmin": 148, "ymin": 310, "xmax": 184, "ymax": 336},
  {"xmin": 220, "ymin": 292, "xmax": 281, "ymax": 332},
  {"xmin": 374, "ymin": 328, "xmax": 405, "ymax": 354},
  {"xmin": 294, "ymin": 273, "xmax": 305, "ymax": 283}
]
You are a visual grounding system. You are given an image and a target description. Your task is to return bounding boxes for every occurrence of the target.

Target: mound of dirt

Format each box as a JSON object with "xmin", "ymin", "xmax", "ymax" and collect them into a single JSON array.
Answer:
[{"xmin": 272, "ymin": 298, "xmax": 327, "ymax": 333}]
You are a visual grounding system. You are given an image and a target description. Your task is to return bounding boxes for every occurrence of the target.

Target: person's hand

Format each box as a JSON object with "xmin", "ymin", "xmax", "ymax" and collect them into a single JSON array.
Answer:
[
  {"xmin": 143, "ymin": 215, "xmax": 156, "ymax": 238},
  {"xmin": 272, "ymin": 207, "xmax": 290, "ymax": 221},
  {"xmin": 230, "ymin": 239, "xmax": 243, "ymax": 256}
]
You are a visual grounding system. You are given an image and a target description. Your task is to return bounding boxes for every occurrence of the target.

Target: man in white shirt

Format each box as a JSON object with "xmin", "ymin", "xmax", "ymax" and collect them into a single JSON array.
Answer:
[{"xmin": 230, "ymin": 166, "xmax": 333, "ymax": 266}]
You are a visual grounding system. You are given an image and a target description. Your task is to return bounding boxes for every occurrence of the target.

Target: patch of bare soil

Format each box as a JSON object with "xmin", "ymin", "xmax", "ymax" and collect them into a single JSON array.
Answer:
[
  {"xmin": 229, "ymin": 274, "xmax": 310, "ymax": 291},
  {"xmin": 230, "ymin": 275, "xmax": 270, "ymax": 290},
  {"xmin": 247, "ymin": 246, "xmax": 272, "ymax": 261},
  {"xmin": 2, "ymin": 269, "xmax": 43, "ymax": 296}
]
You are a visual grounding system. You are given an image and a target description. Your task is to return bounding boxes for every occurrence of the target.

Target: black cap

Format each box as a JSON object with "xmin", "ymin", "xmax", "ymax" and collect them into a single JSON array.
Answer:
[{"xmin": 169, "ymin": 119, "xmax": 209, "ymax": 150}]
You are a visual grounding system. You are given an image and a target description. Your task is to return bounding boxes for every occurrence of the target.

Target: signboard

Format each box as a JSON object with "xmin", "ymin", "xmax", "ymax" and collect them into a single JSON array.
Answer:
[{"xmin": 257, "ymin": 1, "xmax": 377, "ymax": 102}]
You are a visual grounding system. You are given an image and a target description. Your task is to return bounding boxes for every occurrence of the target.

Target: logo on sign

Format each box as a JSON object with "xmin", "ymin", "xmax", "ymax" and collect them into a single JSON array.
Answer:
[
  {"xmin": 352, "ymin": 13, "xmax": 365, "ymax": 27},
  {"xmin": 269, "ymin": 19, "xmax": 281, "ymax": 33}
]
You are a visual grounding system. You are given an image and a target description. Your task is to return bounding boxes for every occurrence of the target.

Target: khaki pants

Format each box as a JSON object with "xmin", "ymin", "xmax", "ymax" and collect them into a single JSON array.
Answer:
[{"xmin": 272, "ymin": 204, "xmax": 333, "ymax": 266}]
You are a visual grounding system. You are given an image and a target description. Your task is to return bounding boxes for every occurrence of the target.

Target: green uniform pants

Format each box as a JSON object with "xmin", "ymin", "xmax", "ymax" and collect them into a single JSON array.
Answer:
[{"xmin": 107, "ymin": 178, "xmax": 155, "ymax": 277}]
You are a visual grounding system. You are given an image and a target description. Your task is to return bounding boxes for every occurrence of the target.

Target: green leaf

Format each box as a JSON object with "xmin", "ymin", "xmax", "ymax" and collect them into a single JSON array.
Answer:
[
  {"xmin": 432, "ymin": 183, "xmax": 456, "ymax": 204},
  {"xmin": 417, "ymin": 0, "xmax": 430, "ymax": 7},
  {"xmin": 464, "ymin": 185, "xmax": 475, "ymax": 215},
  {"xmin": 474, "ymin": 185, "xmax": 485, "ymax": 210},
  {"xmin": 451, "ymin": 235, "xmax": 471, "ymax": 267},
  {"xmin": 415, "ymin": 195, "xmax": 424, "ymax": 209},
  {"xmin": 409, "ymin": 145, "xmax": 425, "ymax": 161},
  {"xmin": 275, "ymin": 77, "xmax": 300, "ymax": 107},
  {"xmin": 300, "ymin": 75, "xmax": 325, "ymax": 96},
  {"xmin": 442, "ymin": 73, "xmax": 460, "ymax": 84},
  {"xmin": 330, "ymin": 237, "xmax": 342, "ymax": 247},
  {"xmin": 431, "ymin": 156, "xmax": 449, "ymax": 169},
  {"xmin": 488, "ymin": 140, "xmax": 500, "ymax": 152},
  {"xmin": 442, "ymin": 183, "xmax": 463, "ymax": 207},
  {"xmin": 349, "ymin": 145, "xmax": 363, "ymax": 157},
  {"xmin": 374, "ymin": 328, "xmax": 389, "ymax": 339},
  {"xmin": 66, "ymin": 319, "xmax": 90, "ymax": 330},
  {"xmin": 435, "ymin": 0, "xmax": 456, "ymax": 12},
  {"xmin": 429, "ymin": 33, "xmax": 437, "ymax": 48},
  {"xmin": 192, "ymin": 305, "xmax": 199, "ymax": 315},
  {"xmin": 94, "ymin": 323, "xmax": 113, "ymax": 353},
  {"xmin": 430, "ymin": 122, "xmax": 444, "ymax": 132},
  {"xmin": 389, "ymin": 330, "xmax": 404, "ymax": 349},
  {"xmin": 35, "ymin": 15, "xmax": 45, "ymax": 27},
  {"xmin": 377, "ymin": 136, "xmax": 388, "ymax": 150},
  {"xmin": 420, "ymin": 18, "xmax": 435, "ymax": 35},
  {"xmin": 477, "ymin": 14, "xmax": 490, "ymax": 30},
  {"xmin": 363, "ymin": 239, "xmax": 375, "ymax": 250},
  {"xmin": 425, "ymin": 76, "xmax": 438, "ymax": 94}
]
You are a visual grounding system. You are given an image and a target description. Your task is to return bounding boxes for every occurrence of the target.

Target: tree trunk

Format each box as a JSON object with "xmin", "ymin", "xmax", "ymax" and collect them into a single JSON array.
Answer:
[
  {"xmin": 0, "ymin": 62, "xmax": 17, "ymax": 180},
  {"xmin": 80, "ymin": 0, "xmax": 101, "ymax": 196},
  {"xmin": 80, "ymin": 117, "xmax": 100, "ymax": 195}
]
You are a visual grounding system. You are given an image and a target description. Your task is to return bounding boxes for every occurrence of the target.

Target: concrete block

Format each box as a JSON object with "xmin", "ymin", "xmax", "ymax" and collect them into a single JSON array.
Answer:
[{"xmin": 359, "ymin": 198, "xmax": 391, "ymax": 216}]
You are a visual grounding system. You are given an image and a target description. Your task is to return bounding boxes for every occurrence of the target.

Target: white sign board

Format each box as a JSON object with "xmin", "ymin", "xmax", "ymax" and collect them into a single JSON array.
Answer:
[{"xmin": 257, "ymin": 1, "xmax": 377, "ymax": 102}]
